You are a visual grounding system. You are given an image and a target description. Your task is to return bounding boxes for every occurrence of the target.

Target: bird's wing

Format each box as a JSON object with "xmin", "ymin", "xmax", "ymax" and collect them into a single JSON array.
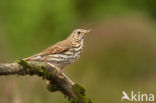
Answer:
[
  {"xmin": 24, "ymin": 40, "xmax": 72, "ymax": 61},
  {"xmin": 39, "ymin": 40, "xmax": 72, "ymax": 56}
]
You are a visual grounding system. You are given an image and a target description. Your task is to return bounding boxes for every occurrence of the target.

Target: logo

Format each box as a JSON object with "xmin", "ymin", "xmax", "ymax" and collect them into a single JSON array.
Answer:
[{"xmin": 121, "ymin": 91, "xmax": 154, "ymax": 102}]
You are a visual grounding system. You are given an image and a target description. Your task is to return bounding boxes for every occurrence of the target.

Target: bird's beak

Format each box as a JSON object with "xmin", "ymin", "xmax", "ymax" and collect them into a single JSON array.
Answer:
[{"xmin": 83, "ymin": 29, "xmax": 92, "ymax": 34}]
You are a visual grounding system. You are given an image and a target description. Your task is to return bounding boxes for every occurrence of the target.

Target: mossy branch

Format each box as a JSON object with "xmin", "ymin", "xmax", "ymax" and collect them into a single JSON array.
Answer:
[{"xmin": 0, "ymin": 60, "xmax": 93, "ymax": 103}]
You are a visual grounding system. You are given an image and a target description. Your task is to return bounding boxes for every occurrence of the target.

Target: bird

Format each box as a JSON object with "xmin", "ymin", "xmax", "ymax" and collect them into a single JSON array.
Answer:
[{"xmin": 24, "ymin": 29, "xmax": 92, "ymax": 71}]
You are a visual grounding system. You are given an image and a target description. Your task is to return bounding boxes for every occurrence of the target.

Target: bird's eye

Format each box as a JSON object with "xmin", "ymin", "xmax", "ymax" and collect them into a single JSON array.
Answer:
[{"xmin": 77, "ymin": 31, "xmax": 81, "ymax": 35}]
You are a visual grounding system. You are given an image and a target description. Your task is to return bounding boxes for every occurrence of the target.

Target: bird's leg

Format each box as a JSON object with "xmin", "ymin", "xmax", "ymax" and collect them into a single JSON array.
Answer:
[
  {"xmin": 47, "ymin": 63, "xmax": 64, "ymax": 79},
  {"xmin": 58, "ymin": 66, "xmax": 74, "ymax": 85},
  {"xmin": 47, "ymin": 63, "xmax": 60, "ymax": 72},
  {"xmin": 61, "ymin": 72, "xmax": 74, "ymax": 85},
  {"xmin": 47, "ymin": 63, "xmax": 74, "ymax": 84}
]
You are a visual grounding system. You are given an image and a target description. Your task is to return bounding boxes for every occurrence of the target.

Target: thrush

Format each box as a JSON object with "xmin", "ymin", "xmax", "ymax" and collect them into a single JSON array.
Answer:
[{"xmin": 24, "ymin": 29, "xmax": 91, "ymax": 71}]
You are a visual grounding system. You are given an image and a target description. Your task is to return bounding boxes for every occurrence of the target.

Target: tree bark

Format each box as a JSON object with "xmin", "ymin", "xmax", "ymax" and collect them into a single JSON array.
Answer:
[{"xmin": 0, "ymin": 60, "xmax": 92, "ymax": 103}]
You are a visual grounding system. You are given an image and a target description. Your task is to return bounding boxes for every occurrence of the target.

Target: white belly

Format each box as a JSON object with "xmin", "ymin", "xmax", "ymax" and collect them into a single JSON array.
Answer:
[{"xmin": 48, "ymin": 50, "xmax": 81, "ymax": 65}]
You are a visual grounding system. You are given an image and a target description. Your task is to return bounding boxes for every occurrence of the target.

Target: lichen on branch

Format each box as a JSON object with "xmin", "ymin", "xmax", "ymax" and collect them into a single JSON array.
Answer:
[{"xmin": 0, "ymin": 60, "xmax": 93, "ymax": 103}]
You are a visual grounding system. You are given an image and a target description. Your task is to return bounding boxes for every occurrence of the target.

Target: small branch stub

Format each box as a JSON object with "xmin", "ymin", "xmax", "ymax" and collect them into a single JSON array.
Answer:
[{"xmin": 0, "ymin": 60, "xmax": 93, "ymax": 103}]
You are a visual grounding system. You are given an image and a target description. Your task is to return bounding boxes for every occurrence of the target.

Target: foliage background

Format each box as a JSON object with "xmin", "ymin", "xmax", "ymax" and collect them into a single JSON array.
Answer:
[{"xmin": 0, "ymin": 0, "xmax": 156, "ymax": 103}]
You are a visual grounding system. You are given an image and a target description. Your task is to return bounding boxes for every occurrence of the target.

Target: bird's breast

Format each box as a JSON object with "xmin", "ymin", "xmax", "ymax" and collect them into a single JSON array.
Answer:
[
  {"xmin": 46, "ymin": 40, "xmax": 84, "ymax": 68},
  {"xmin": 47, "ymin": 42, "xmax": 83, "ymax": 64}
]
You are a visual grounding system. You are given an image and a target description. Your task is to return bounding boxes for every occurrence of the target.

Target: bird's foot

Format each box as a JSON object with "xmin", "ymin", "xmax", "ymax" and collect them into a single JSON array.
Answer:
[{"xmin": 47, "ymin": 63, "xmax": 64, "ymax": 79}]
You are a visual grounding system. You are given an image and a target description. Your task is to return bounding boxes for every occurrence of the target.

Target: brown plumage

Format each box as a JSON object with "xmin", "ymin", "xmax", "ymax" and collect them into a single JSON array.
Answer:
[{"xmin": 24, "ymin": 29, "xmax": 91, "ymax": 70}]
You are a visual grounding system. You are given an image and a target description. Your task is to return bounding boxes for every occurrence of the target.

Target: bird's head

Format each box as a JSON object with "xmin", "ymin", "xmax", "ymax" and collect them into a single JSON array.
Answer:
[{"xmin": 68, "ymin": 29, "xmax": 92, "ymax": 42}]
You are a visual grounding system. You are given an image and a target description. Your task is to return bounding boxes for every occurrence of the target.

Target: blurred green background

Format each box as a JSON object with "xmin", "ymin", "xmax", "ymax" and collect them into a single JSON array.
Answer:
[{"xmin": 0, "ymin": 0, "xmax": 156, "ymax": 103}]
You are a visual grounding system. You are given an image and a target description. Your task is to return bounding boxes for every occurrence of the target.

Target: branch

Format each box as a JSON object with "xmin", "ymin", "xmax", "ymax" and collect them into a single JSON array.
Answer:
[{"xmin": 0, "ymin": 60, "xmax": 93, "ymax": 103}]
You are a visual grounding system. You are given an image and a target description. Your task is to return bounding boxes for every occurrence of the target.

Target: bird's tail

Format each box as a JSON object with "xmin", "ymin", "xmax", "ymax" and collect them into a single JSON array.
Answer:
[{"xmin": 23, "ymin": 54, "xmax": 41, "ymax": 61}]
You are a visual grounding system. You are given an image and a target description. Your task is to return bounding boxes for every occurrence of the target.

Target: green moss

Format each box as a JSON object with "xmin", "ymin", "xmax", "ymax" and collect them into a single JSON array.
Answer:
[
  {"xmin": 47, "ymin": 82, "xmax": 59, "ymax": 92},
  {"xmin": 17, "ymin": 60, "xmax": 93, "ymax": 103},
  {"xmin": 18, "ymin": 60, "xmax": 59, "ymax": 92},
  {"xmin": 17, "ymin": 60, "xmax": 56, "ymax": 79},
  {"xmin": 72, "ymin": 84, "xmax": 86, "ymax": 96},
  {"xmin": 70, "ymin": 84, "xmax": 93, "ymax": 103},
  {"xmin": 17, "ymin": 60, "xmax": 34, "ymax": 75}
]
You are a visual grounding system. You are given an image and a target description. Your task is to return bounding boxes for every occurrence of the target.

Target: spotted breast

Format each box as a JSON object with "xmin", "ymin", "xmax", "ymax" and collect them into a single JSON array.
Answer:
[{"xmin": 46, "ymin": 40, "xmax": 84, "ymax": 69}]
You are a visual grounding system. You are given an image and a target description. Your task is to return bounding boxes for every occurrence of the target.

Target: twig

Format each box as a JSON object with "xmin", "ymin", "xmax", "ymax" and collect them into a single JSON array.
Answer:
[{"xmin": 0, "ymin": 60, "xmax": 93, "ymax": 103}]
